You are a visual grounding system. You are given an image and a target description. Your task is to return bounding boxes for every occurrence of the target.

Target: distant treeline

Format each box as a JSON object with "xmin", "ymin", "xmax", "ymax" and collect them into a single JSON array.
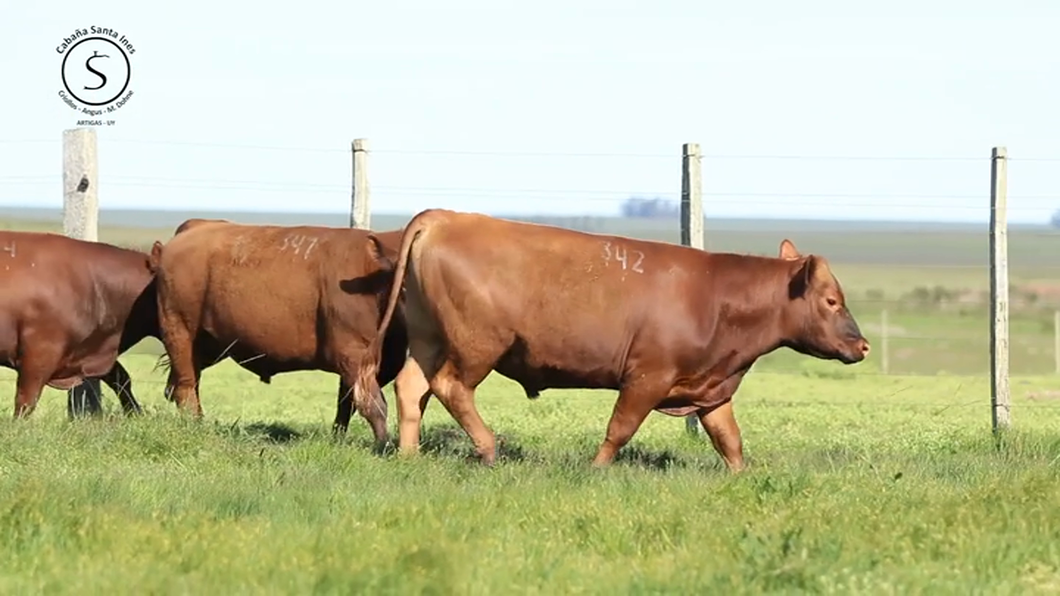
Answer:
[
  {"xmin": 519, "ymin": 197, "xmax": 679, "ymax": 234},
  {"xmin": 619, "ymin": 197, "xmax": 680, "ymax": 220}
]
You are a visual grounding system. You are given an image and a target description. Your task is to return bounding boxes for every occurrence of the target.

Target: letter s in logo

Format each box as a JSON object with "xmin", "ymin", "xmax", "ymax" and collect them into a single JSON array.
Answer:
[{"xmin": 83, "ymin": 51, "xmax": 108, "ymax": 91}]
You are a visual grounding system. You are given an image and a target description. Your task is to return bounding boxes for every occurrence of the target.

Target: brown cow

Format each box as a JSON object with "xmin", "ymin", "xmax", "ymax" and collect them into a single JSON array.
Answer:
[
  {"xmin": 0, "ymin": 230, "xmax": 161, "ymax": 417},
  {"xmin": 148, "ymin": 220, "xmax": 408, "ymax": 445},
  {"xmin": 359, "ymin": 209, "xmax": 870, "ymax": 472}
]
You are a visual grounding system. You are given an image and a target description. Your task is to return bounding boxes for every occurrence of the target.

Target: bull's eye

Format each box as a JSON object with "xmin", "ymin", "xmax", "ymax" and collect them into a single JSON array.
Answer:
[{"xmin": 826, "ymin": 297, "xmax": 838, "ymax": 307}]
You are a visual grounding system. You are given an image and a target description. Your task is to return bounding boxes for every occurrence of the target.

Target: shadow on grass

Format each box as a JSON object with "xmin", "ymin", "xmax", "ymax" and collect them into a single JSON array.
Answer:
[
  {"xmin": 611, "ymin": 444, "xmax": 689, "ymax": 471},
  {"xmin": 418, "ymin": 424, "xmax": 528, "ymax": 463},
  {"xmin": 216, "ymin": 420, "xmax": 305, "ymax": 444},
  {"xmin": 410, "ymin": 424, "xmax": 721, "ymax": 473},
  {"xmin": 204, "ymin": 418, "xmax": 729, "ymax": 474},
  {"xmin": 247, "ymin": 422, "xmax": 303, "ymax": 443}
]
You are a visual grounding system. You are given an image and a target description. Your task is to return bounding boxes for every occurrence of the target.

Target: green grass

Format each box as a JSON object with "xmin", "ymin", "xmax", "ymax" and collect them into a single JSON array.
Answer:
[{"xmin": 2, "ymin": 354, "xmax": 1060, "ymax": 594}]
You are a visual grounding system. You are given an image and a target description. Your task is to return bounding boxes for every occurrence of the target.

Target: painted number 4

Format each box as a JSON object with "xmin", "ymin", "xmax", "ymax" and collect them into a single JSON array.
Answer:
[{"xmin": 602, "ymin": 242, "xmax": 645, "ymax": 273}]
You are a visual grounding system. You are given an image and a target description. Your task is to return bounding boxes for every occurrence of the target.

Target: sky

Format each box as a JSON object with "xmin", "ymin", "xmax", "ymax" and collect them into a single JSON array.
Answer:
[{"xmin": 2, "ymin": 1, "xmax": 1060, "ymax": 224}]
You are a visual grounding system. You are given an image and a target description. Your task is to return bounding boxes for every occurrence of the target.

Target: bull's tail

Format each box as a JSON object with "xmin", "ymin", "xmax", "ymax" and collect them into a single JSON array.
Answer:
[
  {"xmin": 151, "ymin": 353, "xmax": 177, "ymax": 402},
  {"xmin": 355, "ymin": 210, "xmax": 439, "ymax": 406},
  {"xmin": 151, "ymin": 353, "xmax": 171, "ymax": 375}
]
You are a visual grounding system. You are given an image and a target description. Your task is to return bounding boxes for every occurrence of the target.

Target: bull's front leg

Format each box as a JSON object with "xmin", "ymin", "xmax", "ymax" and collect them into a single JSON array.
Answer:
[
  {"xmin": 12, "ymin": 345, "xmax": 62, "ymax": 418},
  {"xmin": 356, "ymin": 382, "xmax": 390, "ymax": 452},
  {"xmin": 346, "ymin": 364, "xmax": 390, "ymax": 452},
  {"xmin": 689, "ymin": 368, "xmax": 748, "ymax": 473},
  {"xmin": 697, "ymin": 400, "xmax": 744, "ymax": 473},
  {"xmin": 333, "ymin": 379, "xmax": 355, "ymax": 437},
  {"xmin": 13, "ymin": 372, "xmax": 47, "ymax": 419}
]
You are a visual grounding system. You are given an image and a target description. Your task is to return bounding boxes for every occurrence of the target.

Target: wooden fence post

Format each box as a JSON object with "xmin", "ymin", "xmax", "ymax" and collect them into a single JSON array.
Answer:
[
  {"xmin": 680, "ymin": 142, "xmax": 704, "ymax": 436},
  {"xmin": 351, "ymin": 139, "xmax": 371, "ymax": 229},
  {"xmin": 63, "ymin": 128, "xmax": 103, "ymax": 418},
  {"xmin": 989, "ymin": 146, "xmax": 1011, "ymax": 432},
  {"xmin": 334, "ymin": 138, "xmax": 373, "ymax": 434}
]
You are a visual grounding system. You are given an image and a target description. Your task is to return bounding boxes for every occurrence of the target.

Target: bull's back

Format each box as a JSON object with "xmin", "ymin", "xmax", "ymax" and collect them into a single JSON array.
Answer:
[
  {"xmin": 174, "ymin": 218, "xmax": 230, "ymax": 236},
  {"xmin": 416, "ymin": 214, "xmax": 696, "ymax": 355},
  {"xmin": 161, "ymin": 222, "xmax": 331, "ymax": 305},
  {"xmin": 0, "ymin": 232, "xmax": 95, "ymax": 306},
  {"xmin": 158, "ymin": 223, "xmax": 376, "ymax": 358}
]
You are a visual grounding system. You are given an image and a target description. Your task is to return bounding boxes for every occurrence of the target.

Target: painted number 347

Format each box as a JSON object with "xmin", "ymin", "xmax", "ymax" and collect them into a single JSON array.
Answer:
[{"xmin": 602, "ymin": 242, "xmax": 645, "ymax": 273}]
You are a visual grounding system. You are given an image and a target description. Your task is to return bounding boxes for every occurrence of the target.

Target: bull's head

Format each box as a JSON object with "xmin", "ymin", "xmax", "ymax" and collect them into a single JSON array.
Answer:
[{"xmin": 778, "ymin": 239, "xmax": 870, "ymax": 365}]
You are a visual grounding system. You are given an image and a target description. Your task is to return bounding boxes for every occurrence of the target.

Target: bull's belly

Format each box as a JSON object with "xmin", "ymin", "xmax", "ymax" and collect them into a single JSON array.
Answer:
[
  {"xmin": 652, "ymin": 370, "xmax": 747, "ymax": 417},
  {"xmin": 46, "ymin": 351, "xmax": 119, "ymax": 390},
  {"xmin": 230, "ymin": 345, "xmax": 331, "ymax": 379},
  {"xmin": 198, "ymin": 312, "xmax": 333, "ymax": 379},
  {"xmin": 201, "ymin": 311, "xmax": 320, "ymax": 364},
  {"xmin": 652, "ymin": 398, "xmax": 710, "ymax": 418},
  {"xmin": 493, "ymin": 359, "xmax": 620, "ymax": 398},
  {"xmin": 0, "ymin": 308, "xmax": 122, "ymax": 387},
  {"xmin": 203, "ymin": 334, "xmax": 328, "ymax": 372}
]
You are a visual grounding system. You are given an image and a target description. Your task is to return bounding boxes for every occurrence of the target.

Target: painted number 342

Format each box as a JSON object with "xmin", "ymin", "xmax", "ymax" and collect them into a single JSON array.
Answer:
[{"xmin": 602, "ymin": 242, "xmax": 645, "ymax": 274}]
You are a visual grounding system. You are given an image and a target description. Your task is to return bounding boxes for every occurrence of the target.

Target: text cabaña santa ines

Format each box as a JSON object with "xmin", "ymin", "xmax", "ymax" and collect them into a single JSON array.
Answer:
[
  {"xmin": 55, "ymin": 24, "xmax": 137, "ymax": 126},
  {"xmin": 56, "ymin": 27, "xmax": 136, "ymax": 54}
]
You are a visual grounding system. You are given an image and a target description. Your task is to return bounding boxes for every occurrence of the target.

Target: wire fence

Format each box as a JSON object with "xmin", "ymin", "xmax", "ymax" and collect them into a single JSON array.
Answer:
[
  {"xmin": 2, "ymin": 135, "xmax": 1060, "ymax": 417},
  {"xmin": 4, "ymin": 137, "xmax": 1060, "ymax": 219}
]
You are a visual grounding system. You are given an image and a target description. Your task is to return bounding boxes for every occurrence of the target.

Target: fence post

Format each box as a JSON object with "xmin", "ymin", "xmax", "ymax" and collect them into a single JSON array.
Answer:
[
  {"xmin": 351, "ymin": 139, "xmax": 371, "ymax": 229},
  {"xmin": 880, "ymin": 309, "xmax": 890, "ymax": 375},
  {"xmin": 989, "ymin": 146, "xmax": 1011, "ymax": 432},
  {"xmin": 680, "ymin": 142, "xmax": 704, "ymax": 436},
  {"xmin": 333, "ymin": 138, "xmax": 374, "ymax": 433},
  {"xmin": 63, "ymin": 128, "xmax": 103, "ymax": 418}
]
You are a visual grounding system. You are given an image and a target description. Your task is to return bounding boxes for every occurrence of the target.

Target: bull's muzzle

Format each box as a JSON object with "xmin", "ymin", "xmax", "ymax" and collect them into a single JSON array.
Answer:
[{"xmin": 841, "ymin": 336, "xmax": 871, "ymax": 364}]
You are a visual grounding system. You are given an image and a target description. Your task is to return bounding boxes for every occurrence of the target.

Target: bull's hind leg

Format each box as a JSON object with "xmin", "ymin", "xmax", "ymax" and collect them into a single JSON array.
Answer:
[
  {"xmin": 697, "ymin": 400, "xmax": 744, "ymax": 472},
  {"xmin": 101, "ymin": 361, "xmax": 143, "ymax": 416},
  {"xmin": 391, "ymin": 337, "xmax": 444, "ymax": 456},
  {"xmin": 428, "ymin": 359, "xmax": 496, "ymax": 465},
  {"xmin": 592, "ymin": 379, "xmax": 671, "ymax": 467},
  {"xmin": 158, "ymin": 322, "xmax": 204, "ymax": 417},
  {"xmin": 394, "ymin": 355, "xmax": 434, "ymax": 456}
]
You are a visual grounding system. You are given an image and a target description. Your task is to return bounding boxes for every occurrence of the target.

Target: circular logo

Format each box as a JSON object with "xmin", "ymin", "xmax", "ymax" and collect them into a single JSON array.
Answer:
[{"xmin": 61, "ymin": 37, "xmax": 131, "ymax": 107}]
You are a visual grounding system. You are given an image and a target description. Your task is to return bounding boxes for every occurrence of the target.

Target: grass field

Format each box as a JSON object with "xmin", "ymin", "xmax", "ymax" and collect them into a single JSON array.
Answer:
[
  {"xmin": 3, "ymin": 355, "xmax": 1060, "ymax": 594},
  {"xmin": 2, "ymin": 208, "xmax": 1060, "ymax": 593}
]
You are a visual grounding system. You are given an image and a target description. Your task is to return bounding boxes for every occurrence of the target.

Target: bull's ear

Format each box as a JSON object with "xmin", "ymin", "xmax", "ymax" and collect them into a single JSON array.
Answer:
[
  {"xmin": 148, "ymin": 241, "xmax": 164, "ymax": 274},
  {"xmin": 788, "ymin": 255, "xmax": 819, "ymax": 299},
  {"xmin": 366, "ymin": 234, "xmax": 395, "ymax": 270},
  {"xmin": 790, "ymin": 254, "xmax": 835, "ymax": 297},
  {"xmin": 809, "ymin": 254, "xmax": 833, "ymax": 284},
  {"xmin": 779, "ymin": 239, "xmax": 801, "ymax": 260}
]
